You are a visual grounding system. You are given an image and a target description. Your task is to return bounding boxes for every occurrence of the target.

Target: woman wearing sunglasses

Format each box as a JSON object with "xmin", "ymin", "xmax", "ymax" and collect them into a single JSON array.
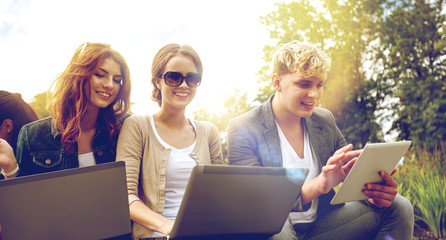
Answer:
[
  {"xmin": 1, "ymin": 42, "xmax": 131, "ymax": 178},
  {"xmin": 116, "ymin": 43, "xmax": 223, "ymax": 239}
]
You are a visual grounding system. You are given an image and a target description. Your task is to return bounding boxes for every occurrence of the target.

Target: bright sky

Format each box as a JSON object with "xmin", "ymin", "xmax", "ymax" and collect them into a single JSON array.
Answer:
[{"xmin": 0, "ymin": 0, "xmax": 281, "ymax": 116}]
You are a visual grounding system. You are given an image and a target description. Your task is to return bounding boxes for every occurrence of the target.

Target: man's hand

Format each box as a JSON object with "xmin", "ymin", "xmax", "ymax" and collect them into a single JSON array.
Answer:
[
  {"xmin": 363, "ymin": 169, "xmax": 398, "ymax": 208},
  {"xmin": 317, "ymin": 144, "xmax": 361, "ymax": 194}
]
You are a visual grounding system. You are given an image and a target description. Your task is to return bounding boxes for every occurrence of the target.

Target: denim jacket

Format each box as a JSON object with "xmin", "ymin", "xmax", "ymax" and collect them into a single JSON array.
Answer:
[{"xmin": 16, "ymin": 117, "xmax": 119, "ymax": 177}]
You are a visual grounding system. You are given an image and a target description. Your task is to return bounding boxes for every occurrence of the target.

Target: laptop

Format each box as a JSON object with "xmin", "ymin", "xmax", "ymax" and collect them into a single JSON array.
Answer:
[
  {"xmin": 143, "ymin": 164, "xmax": 309, "ymax": 240},
  {"xmin": 0, "ymin": 161, "xmax": 131, "ymax": 240}
]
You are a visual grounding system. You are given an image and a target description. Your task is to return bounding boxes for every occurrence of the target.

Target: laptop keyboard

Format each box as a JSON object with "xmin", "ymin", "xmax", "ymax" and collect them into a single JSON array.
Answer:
[{"xmin": 139, "ymin": 237, "xmax": 169, "ymax": 240}]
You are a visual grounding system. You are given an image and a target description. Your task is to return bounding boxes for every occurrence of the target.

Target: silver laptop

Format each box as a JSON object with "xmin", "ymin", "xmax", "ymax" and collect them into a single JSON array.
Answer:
[
  {"xmin": 0, "ymin": 161, "xmax": 131, "ymax": 240},
  {"xmin": 143, "ymin": 164, "xmax": 309, "ymax": 240}
]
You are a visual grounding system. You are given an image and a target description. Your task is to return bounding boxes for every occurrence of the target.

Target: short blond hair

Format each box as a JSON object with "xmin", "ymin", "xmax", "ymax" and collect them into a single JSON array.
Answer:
[{"xmin": 273, "ymin": 40, "xmax": 330, "ymax": 80}]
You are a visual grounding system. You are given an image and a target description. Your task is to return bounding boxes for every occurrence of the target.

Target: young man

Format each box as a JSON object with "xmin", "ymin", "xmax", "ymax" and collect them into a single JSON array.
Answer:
[{"xmin": 227, "ymin": 40, "xmax": 414, "ymax": 239}]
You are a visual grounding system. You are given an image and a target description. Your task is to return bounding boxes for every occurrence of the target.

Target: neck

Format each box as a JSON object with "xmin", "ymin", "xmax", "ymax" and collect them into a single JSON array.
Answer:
[
  {"xmin": 154, "ymin": 106, "xmax": 188, "ymax": 129},
  {"xmin": 81, "ymin": 107, "xmax": 99, "ymax": 131},
  {"xmin": 272, "ymin": 93, "xmax": 302, "ymax": 128}
]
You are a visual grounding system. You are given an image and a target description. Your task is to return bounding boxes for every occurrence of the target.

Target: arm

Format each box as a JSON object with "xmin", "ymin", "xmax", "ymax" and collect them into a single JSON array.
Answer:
[
  {"xmin": 129, "ymin": 201, "xmax": 174, "ymax": 236},
  {"xmin": 227, "ymin": 119, "xmax": 261, "ymax": 166},
  {"xmin": 208, "ymin": 124, "xmax": 223, "ymax": 165},
  {"xmin": 300, "ymin": 144, "xmax": 361, "ymax": 205},
  {"xmin": 0, "ymin": 138, "xmax": 18, "ymax": 179},
  {"xmin": 116, "ymin": 117, "xmax": 173, "ymax": 235}
]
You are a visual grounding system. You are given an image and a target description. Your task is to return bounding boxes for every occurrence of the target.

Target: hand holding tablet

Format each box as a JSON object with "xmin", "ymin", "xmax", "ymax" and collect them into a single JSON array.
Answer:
[{"xmin": 330, "ymin": 141, "xmax": 411, "ymax": 205}]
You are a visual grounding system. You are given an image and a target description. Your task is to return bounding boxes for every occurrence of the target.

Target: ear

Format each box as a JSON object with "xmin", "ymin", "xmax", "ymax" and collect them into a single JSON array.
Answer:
[
  {"xmin": 271, "ymin": 73, "xmax": 282, "ymax": 92},
  {"xmin": 0, "ymin": 119, "xmax": 13, "ymax": 134},
  {"xmin": 155, "ymin": 77, "xmax": 162, "ymax": 90}
]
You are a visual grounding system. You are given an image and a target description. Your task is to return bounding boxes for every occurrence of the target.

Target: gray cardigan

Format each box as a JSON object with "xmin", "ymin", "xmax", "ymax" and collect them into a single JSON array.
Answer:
[{"xmin": 227, "ymin": 94, "xmax": 346, "ymax": 217}]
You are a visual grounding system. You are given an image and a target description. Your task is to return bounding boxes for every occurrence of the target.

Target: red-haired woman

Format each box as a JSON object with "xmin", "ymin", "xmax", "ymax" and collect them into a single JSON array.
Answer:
[{"xmin": 4, "ymin": 42, "xmax": 131, "ymax": 178}]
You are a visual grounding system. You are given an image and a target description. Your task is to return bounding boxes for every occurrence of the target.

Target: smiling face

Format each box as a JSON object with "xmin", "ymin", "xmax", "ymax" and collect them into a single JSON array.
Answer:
[
  {"xmin": 88, "ymin": 57, "xmax": 122, "ymax": 111},
  {"xmin": 273, "ymin": 71, "xmax": 324, "ymax": 119},
  {"xmin": 157, "ymin": 55, "xmax": 198, "ymax": 110}
]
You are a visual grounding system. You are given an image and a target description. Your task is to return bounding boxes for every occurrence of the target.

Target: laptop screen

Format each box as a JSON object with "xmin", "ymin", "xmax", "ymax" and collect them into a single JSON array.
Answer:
[
  {"xmin": 0, "ymin": 161, "xmax": 131, "ymax": 240},
  {"xmin": 170, "ymin": 165, "xmax": 308, "ymax": 239}
]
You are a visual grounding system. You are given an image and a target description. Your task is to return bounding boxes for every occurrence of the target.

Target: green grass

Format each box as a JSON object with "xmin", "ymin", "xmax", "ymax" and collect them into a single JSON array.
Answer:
[{"xmin": 394, "ymin": 144, "xmax": 446, "ymax": 239}]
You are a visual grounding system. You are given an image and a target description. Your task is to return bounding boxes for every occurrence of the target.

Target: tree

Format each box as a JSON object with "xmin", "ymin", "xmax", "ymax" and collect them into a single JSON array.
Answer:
[
  {"xmin": 377, "ymin": 0, "xmax": 446, "ymax": 149},
  {"xmin": 257, "ymin": 0, "xmax": 386, "ymax": 148},
  {"xmin": 193, "ymin": 89, "xmax": 254, "ymax": 162},
  {"xmin": 29, "ymin": 91, "xmax": 50, "ymax": 119}
]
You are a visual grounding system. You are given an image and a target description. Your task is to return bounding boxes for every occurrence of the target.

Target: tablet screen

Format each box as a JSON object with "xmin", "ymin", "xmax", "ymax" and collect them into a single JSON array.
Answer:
[{"xmin": 330, "ymin": 141, "xmax": 411, "ymax": 205}]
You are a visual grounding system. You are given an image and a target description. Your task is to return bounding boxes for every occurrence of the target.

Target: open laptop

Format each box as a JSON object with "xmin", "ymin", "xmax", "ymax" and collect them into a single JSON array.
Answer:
[
  {"xmin": 143, "ymin": 164, "xmax": 309, "ymax": 240},
  {"xmin": 0, "ymin": 161, "xmax": 131, "ymax": 240}
]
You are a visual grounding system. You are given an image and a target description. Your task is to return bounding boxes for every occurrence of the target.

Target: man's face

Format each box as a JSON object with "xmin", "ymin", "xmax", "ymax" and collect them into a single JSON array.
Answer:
[{"xmin": 275, "ymin": 71, "xmax": 324, "ymax": 118}]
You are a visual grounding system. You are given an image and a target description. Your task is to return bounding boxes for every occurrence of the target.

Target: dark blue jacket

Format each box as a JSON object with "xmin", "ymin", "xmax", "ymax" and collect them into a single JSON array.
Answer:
[{"xmin": 16, "ymin": 117, "xmax": 119, "ymax": 177}]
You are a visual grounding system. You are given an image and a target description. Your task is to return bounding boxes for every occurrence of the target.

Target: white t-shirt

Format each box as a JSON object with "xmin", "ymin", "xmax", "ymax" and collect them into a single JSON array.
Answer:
[
  {"xmin": 149, "ymin": 115, "xmax": 197, "ymax": 237},
  {"xmin": 276, "ymin": 122, "xmax": 319, "ymax": 224},
  {"xmin": 78, "ymin": 152, "xmax": 95, "ymax": 167}
]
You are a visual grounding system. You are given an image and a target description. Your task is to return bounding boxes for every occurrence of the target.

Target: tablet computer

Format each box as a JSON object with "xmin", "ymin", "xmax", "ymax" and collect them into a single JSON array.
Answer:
[{"xmin": 330, "ymin": 141, "xmax": 411, "ymax": 205}]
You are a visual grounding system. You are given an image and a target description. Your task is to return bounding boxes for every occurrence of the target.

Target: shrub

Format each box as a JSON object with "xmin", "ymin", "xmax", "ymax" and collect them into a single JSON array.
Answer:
[{"xmin": 394, "ymin": 144, "xmax": 446, "ymax": 238}]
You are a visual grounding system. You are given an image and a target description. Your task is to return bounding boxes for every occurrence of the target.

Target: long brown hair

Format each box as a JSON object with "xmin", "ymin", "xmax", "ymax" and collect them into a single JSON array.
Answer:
[{"xmin": 50, "ymin": 42, "xmax": 131, "ymax": 152}]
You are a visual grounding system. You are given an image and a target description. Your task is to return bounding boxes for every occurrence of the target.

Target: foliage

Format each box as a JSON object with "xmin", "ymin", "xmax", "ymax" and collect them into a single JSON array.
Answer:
[
  {"xmin": 29, "ymin": 91, "xmax": 50, "ymax": 119},
  {"xmin": 257, "ymin": 0, "xmax": 386, "ymax": 148},
  {"xmin": 377, "ymin": 0, "xmax": 446, "ymax": 149},
  {"xmin": 257, "ymin": 0, "xmax": 446, "ymax": 149},
  {"xmin": 193, "ymin": 89, "xmax": 255, "ymax": 163},
  {"xmin": 394, "ymin": 144, "xmax": 446, "ymax": 238}
]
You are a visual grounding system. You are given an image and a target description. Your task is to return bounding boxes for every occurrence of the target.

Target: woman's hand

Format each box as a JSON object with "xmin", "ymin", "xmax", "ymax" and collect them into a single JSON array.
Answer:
[
  {"xmin": 0, "ymin": 138, "xmax": 17, "ymax": 175},
  {"xmin": 158, "ymin": 219, "xmax": 174, "ymax": 236},
  {"xmin": 363, "ymin": 169, "xmax": 398, "ymax": 208}
]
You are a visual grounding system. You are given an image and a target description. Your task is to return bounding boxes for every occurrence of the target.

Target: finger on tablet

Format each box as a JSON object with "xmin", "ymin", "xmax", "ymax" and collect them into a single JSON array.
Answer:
[
  {"xmin": 379, "ymin": 171, "xmax": 398, "ymax": 187},
  {"xmin": 334, "ymin": 144, "xmax": 353, "ymax": 155},
  {"xmin": 326, "ymin": 152, "xmax": 345, "ymax": 165},
  {"xmin": 342, "ymin": 158, "xmax": 356, "ymax": 174},
  {"xmin": 390, "ymin": 168, "xmax": 397, "ymax": 176}
]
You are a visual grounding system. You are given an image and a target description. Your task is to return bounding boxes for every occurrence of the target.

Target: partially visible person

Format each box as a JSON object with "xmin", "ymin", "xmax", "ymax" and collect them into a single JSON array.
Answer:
[
  {"xmin": 0, "ymin": 91, "xmax": 39, "ymax": 151},
  {"xmin": 227, "ymin": 40, "xmax": 414, "ymax": 240},
  {"xmin": 0, "ymin": 90, "xmax": 39, "ymax": 179},
  {"xmin": 0, "ymin": 138, "xmax": 16, "ymax": 180},
  {"xmin": 3, "ymin": 42, "xmax": 131, "ymax": 178},
  {"xmin": 116, "ymin": 43, "xmax": 223, "ymax": 240}
]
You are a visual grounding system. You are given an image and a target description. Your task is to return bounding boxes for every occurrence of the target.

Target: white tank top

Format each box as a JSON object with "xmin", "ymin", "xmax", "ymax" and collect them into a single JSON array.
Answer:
[
  {"xmin": 78, "ymin": 152, "xmax": 95, "ymax": 167},
  {"xmin": 149, "ymin": 115, "xmax": 197, "ymax": 220}
]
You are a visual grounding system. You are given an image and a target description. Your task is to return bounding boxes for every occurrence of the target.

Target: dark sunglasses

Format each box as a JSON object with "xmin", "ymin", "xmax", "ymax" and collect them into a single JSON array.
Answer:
[{"xmin": 159, "ymin": 71, "xmax": 202, "ymax": 88}]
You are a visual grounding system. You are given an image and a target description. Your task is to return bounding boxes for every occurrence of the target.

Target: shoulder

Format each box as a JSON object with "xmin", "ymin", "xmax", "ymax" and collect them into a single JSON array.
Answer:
[
  {"xmin": 228, "ymin": 103, "xmax": 264, "ymax": 129},
  {"xmin": 122, "ymin": 115, "xmax": 151, "ymax": 128},
  {"xmin": 18, "ymin": 117, "xmax": 59, "ymax": 150},
  {"xmin": 20, "ymin": 117, "xmax": 53, "ymax": 136},
  {"xmin": 120, "ymin": 115, "xmax": 154, "ymax": 141},
  {"xmin": 309, "ymin": 107, "xmax": 337, "ymax": 125},
  {"xmin": 194, "ymin": 120, "xmax": 219, "ymax": 135}
]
